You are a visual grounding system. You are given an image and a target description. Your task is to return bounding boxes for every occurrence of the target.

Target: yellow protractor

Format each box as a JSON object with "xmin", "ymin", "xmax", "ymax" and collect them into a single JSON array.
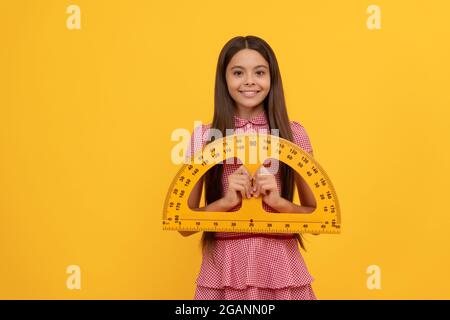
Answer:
[{"xmin": 162, "ymin": 133, "xmax": 341, "ymax": 234}]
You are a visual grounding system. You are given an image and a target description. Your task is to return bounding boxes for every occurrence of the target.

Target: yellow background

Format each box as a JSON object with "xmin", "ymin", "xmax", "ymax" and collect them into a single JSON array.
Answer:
[{"xmin": 1, "ymin": 0, "xmax": 449, "ymax": 299}]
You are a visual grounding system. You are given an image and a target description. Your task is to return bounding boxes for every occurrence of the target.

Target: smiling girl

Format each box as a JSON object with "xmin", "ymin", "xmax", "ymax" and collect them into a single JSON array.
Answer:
[{"xmin": 182, "ymin": 35, "xmax": 317, "ymax": 300}]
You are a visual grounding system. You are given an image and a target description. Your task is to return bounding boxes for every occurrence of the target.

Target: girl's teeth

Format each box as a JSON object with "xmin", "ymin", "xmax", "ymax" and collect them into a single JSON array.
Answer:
[{"xmin": 241, "ymin": 91, "xmax": 258, "ymax": 97}]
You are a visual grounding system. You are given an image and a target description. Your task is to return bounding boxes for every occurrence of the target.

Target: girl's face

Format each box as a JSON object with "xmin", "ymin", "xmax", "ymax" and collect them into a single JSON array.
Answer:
[{"xmin": 225, "ymin": 49, "xmax": 271, "ymax": 113}]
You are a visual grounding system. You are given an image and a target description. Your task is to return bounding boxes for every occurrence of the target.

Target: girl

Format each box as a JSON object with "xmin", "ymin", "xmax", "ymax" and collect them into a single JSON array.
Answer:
[{"xmin": 181, "ymin": 35, "xmax": 318, "ymax": 300}]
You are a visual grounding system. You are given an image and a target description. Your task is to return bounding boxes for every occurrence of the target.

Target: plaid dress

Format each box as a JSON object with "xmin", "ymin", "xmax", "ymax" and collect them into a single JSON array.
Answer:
[{"xmin": 185, "ymin": 111, "xmax": 316, "ymax": 300}]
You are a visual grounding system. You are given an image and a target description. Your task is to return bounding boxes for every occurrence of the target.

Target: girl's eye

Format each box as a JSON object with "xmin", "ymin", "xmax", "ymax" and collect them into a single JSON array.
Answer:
[{"xmin": 233, "ymin": 70, "xmax": 265, "ymax": 76}]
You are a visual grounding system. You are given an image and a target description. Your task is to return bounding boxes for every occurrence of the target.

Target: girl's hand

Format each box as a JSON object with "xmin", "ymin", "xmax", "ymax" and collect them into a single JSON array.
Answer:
[
  {"xmin": 252, "ymin": 166, "xmax": 282, "ymax": 208},
  {"xmin": 222, "ymin": 165, "xmax": 253, "ymax": 208}
]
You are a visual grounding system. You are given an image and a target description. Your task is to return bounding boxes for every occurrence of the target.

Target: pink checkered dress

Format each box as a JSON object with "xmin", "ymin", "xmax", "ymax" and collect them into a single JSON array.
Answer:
[{"xmin": 185, "ymin": 111, "xmax": 316, "ymax": 300}]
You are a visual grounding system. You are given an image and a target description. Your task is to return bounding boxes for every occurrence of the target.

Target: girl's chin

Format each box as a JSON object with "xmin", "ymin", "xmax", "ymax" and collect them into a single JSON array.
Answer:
[{"xmin": 237, "ymin": 101, "xmax": 263, "ymax": 108}]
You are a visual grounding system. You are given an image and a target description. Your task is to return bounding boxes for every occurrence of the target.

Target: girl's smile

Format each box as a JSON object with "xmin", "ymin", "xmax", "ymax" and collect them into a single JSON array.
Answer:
[{"xmin": 239, "ymin": 90, "xmax": 260, "ymax": 98}]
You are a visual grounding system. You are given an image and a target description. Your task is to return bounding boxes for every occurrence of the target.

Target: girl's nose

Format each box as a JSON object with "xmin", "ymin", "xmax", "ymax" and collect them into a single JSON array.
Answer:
[{"xmin": 244, "ymin": 77, "xmax": 255, "ymax": 85}]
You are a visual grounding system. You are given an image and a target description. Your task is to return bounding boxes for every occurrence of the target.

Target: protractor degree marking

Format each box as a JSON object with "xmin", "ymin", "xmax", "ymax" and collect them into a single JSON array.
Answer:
[{"xmin": 163, "ymin": 133, "xmax": 341, "ymax": 234}]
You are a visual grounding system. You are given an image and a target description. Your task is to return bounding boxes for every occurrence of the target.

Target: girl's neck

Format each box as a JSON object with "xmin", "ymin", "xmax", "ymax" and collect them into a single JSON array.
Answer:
[{"xmin": 234, "ymin": 104, "xmax": 265, "ymax": 120}]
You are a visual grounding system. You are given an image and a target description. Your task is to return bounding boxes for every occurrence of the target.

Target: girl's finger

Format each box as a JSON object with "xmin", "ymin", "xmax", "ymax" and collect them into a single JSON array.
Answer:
[
  {"xmin": 242, "ymin": 178, "xmax": 252, "ymax": 198},
  {"xmin": 241, "ymin": 165, "xmax": 252, "ymax": 176},
  {"xmin": 235, "ymin": 165, "xmax": 251, "ymax": 176},
  {"xmin": 232, "ymin": 166, "xmax": 245, "ymax": 176},
  {"xmin": 256, "ymin": 165, "xmax": 271, "ymax": 176},
  {"xmin": 232, "ymin": 175, "xmax": 253, "ymax": 192},
  {"xmin": 253, "ymin": 180, "xmax": 262, "ymax": 198},
  {"xmin": 229, "ymin": 181, "xmax": 250, "ymax": 198},
  {"xmin": 260, "ymin": 183, "xmax": 271, "ymax": 196},
  {"xmin": 255, "ymin": 174, "xmax": 276, "ymax": 190},
  {"xmin": 235, "ymin": 174, "xmax": 252, "ymax": 182},
  {"xmin": 253, "ymin": 173, "xmax": 268, "ymax": 188},
  {"xmin": 247, "ymin": 178, "xmax": 253, "ymax": 198},
  {"xmin": 229, "ymin": 173, "xmax": 249, "ymax": 182},
  {"xmin": 255, "ymin": 171, "xmax": 272, "ymax": 179},
  {"xmin": 231, "ymin": 183, "xmax": 246, "ymax": 200}
]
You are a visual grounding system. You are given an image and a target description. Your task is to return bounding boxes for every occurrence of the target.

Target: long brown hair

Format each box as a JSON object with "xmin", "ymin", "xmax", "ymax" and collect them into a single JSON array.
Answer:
[{"xmin": 200, "ymin": 35, "xmax": 307, "ymax": 260}]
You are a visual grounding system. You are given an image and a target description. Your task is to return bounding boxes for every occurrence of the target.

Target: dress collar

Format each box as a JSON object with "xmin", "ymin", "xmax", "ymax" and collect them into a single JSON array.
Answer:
[{"xmin": 233, "ymin": 111, "xmax": 268, "ymax": 128}]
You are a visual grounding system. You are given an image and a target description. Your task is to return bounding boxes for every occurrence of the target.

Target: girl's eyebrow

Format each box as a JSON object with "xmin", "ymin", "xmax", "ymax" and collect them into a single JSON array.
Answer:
[{"xmin": 230, "ymin": 65, "xmax": 268, "ymax": 70}]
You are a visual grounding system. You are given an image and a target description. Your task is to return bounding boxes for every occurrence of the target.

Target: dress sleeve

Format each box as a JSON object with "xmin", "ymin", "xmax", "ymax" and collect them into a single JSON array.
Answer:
[
  {"xmin": 184, "ymin": 124, "xmax": 208, "ymax": 163},
  {"xmin": 290, "ymin": 120, "xmax": 314, "ymax": 154}
]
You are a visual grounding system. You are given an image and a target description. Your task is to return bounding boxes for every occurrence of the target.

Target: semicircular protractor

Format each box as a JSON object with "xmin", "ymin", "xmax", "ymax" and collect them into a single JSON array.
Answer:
[{"xmin": 162, "ymin": 133, "xmax": 341, "ymax": 234}]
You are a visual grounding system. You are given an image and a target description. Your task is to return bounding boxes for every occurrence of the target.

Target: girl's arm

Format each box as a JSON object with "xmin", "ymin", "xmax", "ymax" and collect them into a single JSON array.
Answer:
[
  {"xmin": 296, "ymin": 151, "xmax": 317, "ymax": 210},
  {"xmin": 271, "ymin": 151, "xmax": 317, "ymax": 213},
  {"xmin": 270, "ymin": 151, "xmax": 320, "ymax": 234},
  {"xmin": 178, "ymin": 176, "xmax": 233, "ymax": 237}
]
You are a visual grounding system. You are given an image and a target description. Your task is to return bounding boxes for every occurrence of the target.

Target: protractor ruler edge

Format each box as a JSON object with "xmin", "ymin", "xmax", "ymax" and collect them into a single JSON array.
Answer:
[{"xmin": 162, "ymin": 133, "xmax": 341, "ymax": 234}]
